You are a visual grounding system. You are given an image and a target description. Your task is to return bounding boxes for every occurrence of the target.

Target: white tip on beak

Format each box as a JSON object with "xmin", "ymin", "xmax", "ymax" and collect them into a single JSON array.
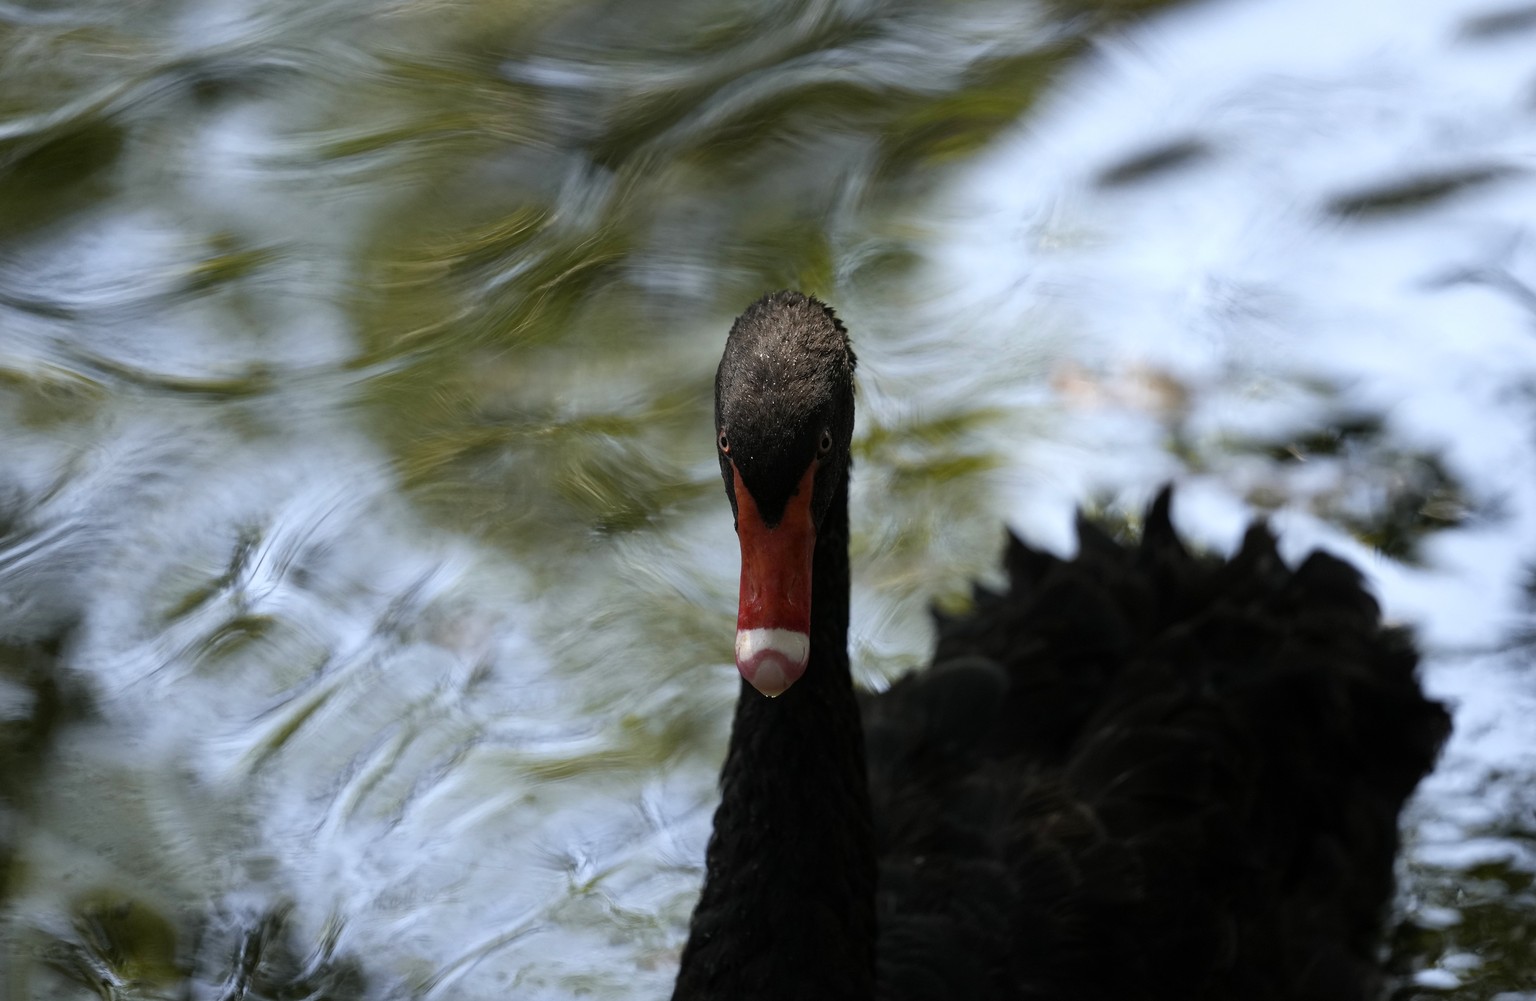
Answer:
[{"xmin": 734, "ymin": 628, "xmax": 810, "ymax": 696}]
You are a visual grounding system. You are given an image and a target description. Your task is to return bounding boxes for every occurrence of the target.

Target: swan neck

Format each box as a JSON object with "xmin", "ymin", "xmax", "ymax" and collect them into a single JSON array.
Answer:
[{"xmin": 674, "ymin": 470, "xmax": 875, "ymax": 1001}]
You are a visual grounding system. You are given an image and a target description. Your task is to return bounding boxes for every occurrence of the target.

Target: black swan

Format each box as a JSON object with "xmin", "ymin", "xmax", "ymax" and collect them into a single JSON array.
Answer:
[{"xmin": 672, "ymin": 290, "xmax": 1450, "ymax": 1001}]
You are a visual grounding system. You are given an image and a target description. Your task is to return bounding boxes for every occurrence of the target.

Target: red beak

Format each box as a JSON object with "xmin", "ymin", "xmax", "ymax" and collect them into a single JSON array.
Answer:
[{"xmin": 731, "ymin": 462, "xmax": 817, "ymax": 696}]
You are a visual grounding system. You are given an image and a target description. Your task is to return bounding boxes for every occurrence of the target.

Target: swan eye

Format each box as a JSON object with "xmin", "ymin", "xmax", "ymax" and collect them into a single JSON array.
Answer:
[
  {"xmin": 718, "ymin": 431, "xmax": 730, "ymax": 454},
  {"xmin": 818, "ymin": 429, "xmax": 833, "ymax": 456}
]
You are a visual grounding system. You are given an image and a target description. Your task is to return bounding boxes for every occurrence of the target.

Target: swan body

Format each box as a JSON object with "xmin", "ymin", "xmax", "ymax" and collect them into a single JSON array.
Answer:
[{"xmin": 673, "ymin": 291, "xmax": 1449, "ymax": 1001}]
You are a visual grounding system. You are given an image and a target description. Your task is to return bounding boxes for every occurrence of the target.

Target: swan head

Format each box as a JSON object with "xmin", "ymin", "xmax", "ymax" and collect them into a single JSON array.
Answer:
[{"xmin": 715, "ymin": 291, "xmax": 855, "ymax": 697}]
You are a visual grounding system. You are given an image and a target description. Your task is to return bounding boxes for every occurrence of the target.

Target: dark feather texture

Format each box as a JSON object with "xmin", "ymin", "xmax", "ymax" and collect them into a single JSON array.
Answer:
[
  {"xmin": 674, "ymin": 292, "xmax": 1449, "ymax": 1001},
  {"xmin": 866, "ymin": 490, "xmax": 1448, "ymax": 1000}
]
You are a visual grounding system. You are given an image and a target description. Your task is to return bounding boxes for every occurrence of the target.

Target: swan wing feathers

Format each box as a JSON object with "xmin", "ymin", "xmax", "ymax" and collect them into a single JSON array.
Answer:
[{"xmin": 865, "ymin": 491, "xmax": 1450, "ymax": 1001}]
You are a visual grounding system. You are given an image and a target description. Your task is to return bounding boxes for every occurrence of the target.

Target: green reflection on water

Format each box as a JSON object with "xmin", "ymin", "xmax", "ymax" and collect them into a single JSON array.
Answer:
[
  {"xmin": 0, "ymin": 368, "xmax": 107, "ymax": 429},
  {"xmin": 1400, "ymin": 855, "xmax": 1536, "ymax": 1000}
]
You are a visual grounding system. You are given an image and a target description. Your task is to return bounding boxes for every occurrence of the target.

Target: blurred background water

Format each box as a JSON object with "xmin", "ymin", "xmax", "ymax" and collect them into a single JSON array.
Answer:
[{"xmin": 1, "ymin": 0, "xmax": 1533, "ymax": 997}]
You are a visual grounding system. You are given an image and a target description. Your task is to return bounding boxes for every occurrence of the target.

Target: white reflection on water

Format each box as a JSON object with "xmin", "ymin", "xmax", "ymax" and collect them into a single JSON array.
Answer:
[
  {"xmin": 925, "ymin": 0, "xmax": 1536, "ymax": 875},
  {"xmin": 2, "ymin": 412, "xmax": 714, "ymax": 996}
]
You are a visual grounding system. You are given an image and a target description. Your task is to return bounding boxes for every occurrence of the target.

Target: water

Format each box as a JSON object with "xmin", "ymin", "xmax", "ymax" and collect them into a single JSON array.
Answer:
[{"xmin": 1, "ymin": 0, "xmax": 1533, "ymax": 998}]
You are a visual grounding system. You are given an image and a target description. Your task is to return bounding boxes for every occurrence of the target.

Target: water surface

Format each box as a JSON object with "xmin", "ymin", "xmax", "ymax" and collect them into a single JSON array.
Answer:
[{"xmin": 1, "ymin": 0, "xmax": 1533, "ymax": 997}]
